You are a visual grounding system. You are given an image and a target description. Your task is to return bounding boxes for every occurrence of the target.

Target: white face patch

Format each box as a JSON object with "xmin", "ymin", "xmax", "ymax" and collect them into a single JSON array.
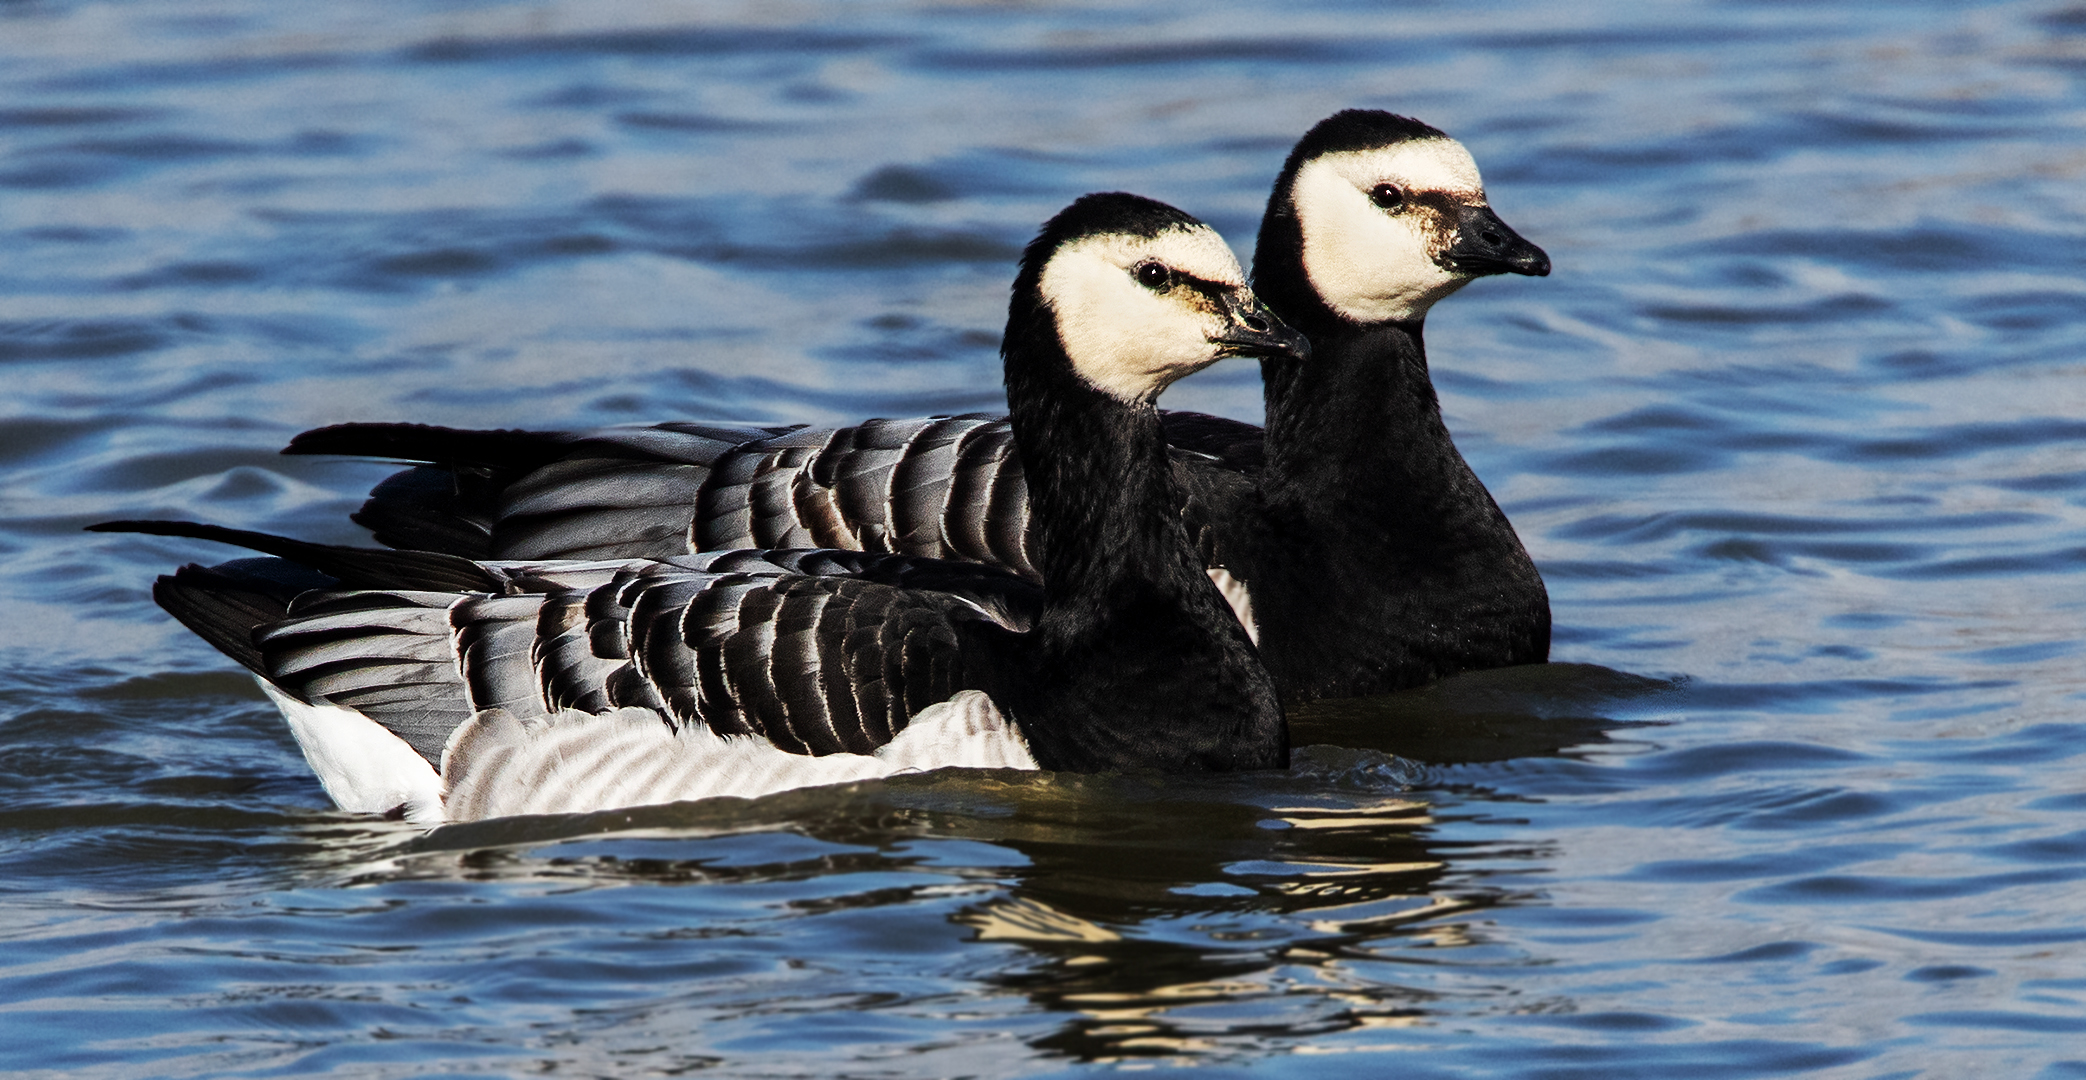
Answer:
[
  {"xmin": 1291, "ymin": 137, "xmax": 1488, "ymax": 324},
  {"xmin": 1038, "ymin": 225, "xmax": 1253, "ymax": 404}
]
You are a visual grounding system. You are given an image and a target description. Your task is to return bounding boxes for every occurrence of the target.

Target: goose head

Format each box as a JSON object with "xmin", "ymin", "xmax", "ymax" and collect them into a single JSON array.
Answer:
[
  {"xmin": 1263, "ymin": 110, "xmax": 1549, "ymax": 327},
  {"xmin": 1015, "ymin": 192, "xmax": 1309, "ymax": 405}
]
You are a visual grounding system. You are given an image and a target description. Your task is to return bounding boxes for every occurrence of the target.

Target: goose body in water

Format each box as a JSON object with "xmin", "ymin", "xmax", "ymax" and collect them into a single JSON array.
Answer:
[
  {"xmin": 102, "ymin": 194, "xmax": 1304, "ymax": 824},
  {"xmin": 290, "ymin": 111, "xmax": 1549, "ymax": 703}
]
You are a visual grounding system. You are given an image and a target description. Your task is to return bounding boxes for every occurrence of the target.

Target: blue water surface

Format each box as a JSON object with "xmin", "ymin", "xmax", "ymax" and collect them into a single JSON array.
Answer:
[{"xmin": 4, "ymin": 1, "xmax": 2086, "ymax": 1076}]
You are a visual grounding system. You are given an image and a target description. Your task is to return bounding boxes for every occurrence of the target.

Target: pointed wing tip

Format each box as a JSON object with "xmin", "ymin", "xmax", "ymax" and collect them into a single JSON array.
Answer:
[{"xmin": 88, "ymin": 519, "xmax": 214, "ymax": 538}]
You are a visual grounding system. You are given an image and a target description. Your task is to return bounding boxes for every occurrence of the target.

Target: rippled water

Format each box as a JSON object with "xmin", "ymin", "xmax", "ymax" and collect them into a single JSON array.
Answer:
[{"xmin": 5, "ymin": 1, "xmax": 2086, "ymax": 1075}]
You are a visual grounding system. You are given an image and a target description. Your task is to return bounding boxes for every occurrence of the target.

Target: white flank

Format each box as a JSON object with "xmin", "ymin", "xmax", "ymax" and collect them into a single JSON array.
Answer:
[
  {"xmin": 259, "ymin": 680, "xmax": 443, "ymax": 821},
  {"xmin": 435, "ymin": 690, "xmax": 1038, "ymax": 823},
  {"xmin": 1040, "ymin": 225, "xmax": 1251, "ymax": 404},
  {"xmin": 1206, "ymin": 567, "xmax": 1258, "ymax": 645},
  {"xmin": 1291, "ymin": 138, "xmax": 1486, "ymax": 324}
]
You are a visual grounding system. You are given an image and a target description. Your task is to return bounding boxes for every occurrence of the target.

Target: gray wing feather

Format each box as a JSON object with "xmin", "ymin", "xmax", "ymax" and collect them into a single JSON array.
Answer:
[
  {"xmin": 695, "ymin": 439, "xmax": 821, "ymax": 550},
  {"xmin": 247, "ymin": 556, "xmax": 996, "ymax": 772},
  {"xmin": 336, "ymin": 414, "xmax": 1252, "ymax": 590},
  {"xmin": 823, "ymin": 418, "xmax": 932, "ymax": 552},
  {"xmin": 497, "ymin": 459, "xmax": 707, "ymax": 560},
  {"xmin": 257, "ymin": 591, "xmax": 474, "ymax": 764},
  {"xmin": 338, "ymin": 415, "xmax": 1048, "ymax": 578},
  {"xmin": 628, "ymin": 573, "xmax": 731, "ymax": 730},
  {"xmin": 972, "ymin": 425, "xmax": 1037, "ymax": 579},
  {"xmin": 533, "ymin": 592, "xmax": 618, "ymax": 714},
  {"xmin": 454, "ymin": 594, "xmax": 551, "ymax": 719},
  {"xmin": 889, "ymin": 417, "xmax": 983, "ymax": 556}
]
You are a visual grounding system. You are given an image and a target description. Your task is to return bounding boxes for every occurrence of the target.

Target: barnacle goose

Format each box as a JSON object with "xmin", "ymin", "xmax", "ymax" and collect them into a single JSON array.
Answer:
[
  {"xmin": 287, "ymin": 111, "xmax": 1549, "ymax": 703},
  {"xmin": 99, "ymin": 194, "xmax": 1305, "ymax": 824}
]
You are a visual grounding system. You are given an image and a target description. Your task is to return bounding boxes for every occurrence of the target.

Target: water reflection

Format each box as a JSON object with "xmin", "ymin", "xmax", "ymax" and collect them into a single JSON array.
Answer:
[
  {"xmin": 1290, "ymin": 661, "xmax": 1675, "ymax": 764},
  {"xmin": 9, "ymin": 0, "xmax": 2086, "ymax": 1073},
  {"xmin": 238, "ymin": 662, "xmax": 1667, "ymax": 1062},
  {"xmin": 388, "ymin": 786, "xmax": 1452, "ymax": 1061}
]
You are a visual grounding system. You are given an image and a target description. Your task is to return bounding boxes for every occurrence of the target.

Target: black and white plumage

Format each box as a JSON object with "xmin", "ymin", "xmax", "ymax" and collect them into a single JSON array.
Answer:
[
  {"xmin": 289, "ymin": 110, "xmax": 1551, "ymax": 703},
  {"xmin": 106, "ymin": 193, "xmax": 1304, "ymax": 823},
  {"xmin": 301, "ymin": 415, "xmax": 1040, "ymax": 570},
  {"xmin": 120, "ymin": 533, "xmax": 1045, "ymax": 821},
  {"xmin": 289, "ymin": 411, "xmax": 1260, "ymax": 580},
  {"xmin": 1231, "ymin": 110, "xmax": 1553, "ymax": 702}
]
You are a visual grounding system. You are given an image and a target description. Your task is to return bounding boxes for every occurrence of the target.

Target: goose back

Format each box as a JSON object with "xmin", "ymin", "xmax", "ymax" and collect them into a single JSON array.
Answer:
[
  {"xmin": 285, "ymin": 113, "xmax": 1553, "ymax": 704},
  {"xmin": 116, "ymin": 192, "xmax": 1300, "ymax": 822},
  {"xmin": 296, "ymin": 412, "xmax": 1260, "ymax": 577}
]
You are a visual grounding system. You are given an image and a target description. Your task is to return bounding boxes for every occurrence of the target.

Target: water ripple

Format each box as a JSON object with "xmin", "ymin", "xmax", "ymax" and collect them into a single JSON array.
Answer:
[{"xmin": 3, "ymin": 0, "xmax": 2085, "ymax": 1076}]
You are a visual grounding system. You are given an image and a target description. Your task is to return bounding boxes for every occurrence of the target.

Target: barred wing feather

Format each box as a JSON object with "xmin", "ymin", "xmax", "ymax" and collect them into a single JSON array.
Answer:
[
  {"xmin": 242, "ymin": 560, "xmax": 1027, "ymax": 815},
  {"xmin": 305, "ymin": 414, "xmax": 1287, "ymax": 579}
]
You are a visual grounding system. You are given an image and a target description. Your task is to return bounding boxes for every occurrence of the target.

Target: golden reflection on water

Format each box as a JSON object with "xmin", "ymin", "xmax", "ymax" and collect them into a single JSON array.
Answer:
[{"xmin": 959, "ymin": 896, "xmax": 1122, "ymax": 943}]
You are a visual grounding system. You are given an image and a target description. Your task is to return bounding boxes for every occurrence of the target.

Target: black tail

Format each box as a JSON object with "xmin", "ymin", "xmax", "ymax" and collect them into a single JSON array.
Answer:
[
  {"xmin": 350, "ymin": 465, "xmax": 501, "ymax": 558},
  {"xmin": 99, "ymin": 519, "xmax": 499, "ymax": 763},
  {"xmin": 89, "ymin": 520, "xmax": 503, "ymax": 593},
  {"xmin": 283, "ymin": 424, "xmax": 576, "ymax": 558},
  {"xmin": 282, "ymin": 422, "xmax": 577, "ymax": 470},
  {"xmin": 148, "ymin": 560, "xmax": 327, "ymax": 675},
  {"xmin": 282, "ymin": 421, "xmax": 799, "ymax": 560}
]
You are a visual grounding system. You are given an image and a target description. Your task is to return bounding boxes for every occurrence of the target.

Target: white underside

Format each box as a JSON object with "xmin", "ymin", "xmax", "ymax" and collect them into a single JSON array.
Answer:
[
  {"xmin": 261, "ymin": 680, "xmax": 444, "ymax": 820},
  {"xmin": 1207, "ymin": 567, "xmax": 1258, "ymax": 645},
  {"xmin": 260, "ymin": 680, "xmax": 1037, "ymax": 827}
]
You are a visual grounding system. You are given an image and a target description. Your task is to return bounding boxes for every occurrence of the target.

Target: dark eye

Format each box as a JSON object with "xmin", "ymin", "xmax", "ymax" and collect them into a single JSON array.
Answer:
[
  {"xmin": 1369, "ymin": 183, "xmax": 1406, "ymax": 211},
  {"xmin": 1135, "ymin": 262, "xmax": 1172, "ymax": 289}
]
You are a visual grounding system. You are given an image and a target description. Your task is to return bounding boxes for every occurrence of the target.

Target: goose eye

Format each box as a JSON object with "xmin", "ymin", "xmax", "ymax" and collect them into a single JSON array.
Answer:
[
  {"xmin": 1135, "ymin": 262, "xmax": 1173, "ymax": 289},
  {"xmin": 1369, "ymin": 183, "xmax": 1406, "ymax": 211}
]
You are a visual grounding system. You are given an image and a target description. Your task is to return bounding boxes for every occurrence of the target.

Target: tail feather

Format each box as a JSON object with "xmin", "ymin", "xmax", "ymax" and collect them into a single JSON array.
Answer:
[
  {"xmin": 90, "ymin": 520, "xmax": 501, "ymax": 593},
  {"xmin": 353, "ymin": 465, "xmax": 500, "ymax": 558},
  {"xmin": 284, "ymin": 420, "xmax": 797, "ymax": 469},
  {"xmin": 283, "ymin": 422, "xmax": 576, "ymax": 470},
  {"xmin": 291, "ymin": 424, "xmax": 718, "ymax": 560},
  {"xmin": 150, "ymin": 561, "xmax": 321, "ymax": 675},
  {"xmin": 256, "ymin": 592, "xmax": 474, "ymax": 764},
  {"xmin": 494, "ymin": 459, "xmax": 707, "ymax": 560}
]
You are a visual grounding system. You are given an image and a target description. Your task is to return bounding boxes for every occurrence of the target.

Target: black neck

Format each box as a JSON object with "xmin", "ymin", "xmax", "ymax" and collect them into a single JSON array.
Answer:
[
  {"xmin": 1250, "ymin": 185, "xmax": 1492, "ymax": 517},
  {"xmin": 995, "ymin": 312, "xmax": 1286, "ymax": 773},
  {"xmin": 1243, "ymin": 196, "xmax": 1549, "ymax": 699},
  {"xmin": 1258, "ymin": 322, "xmax": 1476, "ymax": 519},
  {"xmin": 1250, "ymin": 176, "xmax": 1515, "ymax": 536}
]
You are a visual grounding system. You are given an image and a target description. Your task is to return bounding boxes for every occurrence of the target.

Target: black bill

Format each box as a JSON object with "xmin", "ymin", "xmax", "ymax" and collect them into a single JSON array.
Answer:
[
  {"xmin": 1442, "ymin": 204, "xmax": 1550, "ymax": 278},
  {"xmin": 1209, "ymin": 289, "xmax": 1312, "ymax": 362}
]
